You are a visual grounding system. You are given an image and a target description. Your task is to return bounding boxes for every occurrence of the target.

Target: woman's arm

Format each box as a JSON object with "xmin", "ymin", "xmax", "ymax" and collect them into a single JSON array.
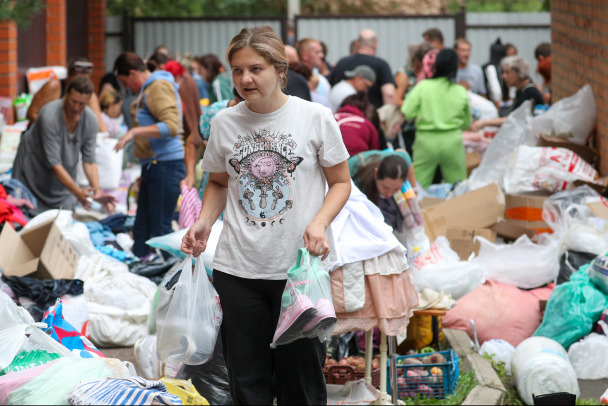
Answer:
[
  {"xmin": 469, "ymin": 116, "xmax": 507, "ymax": 132},
  {"xmin": 304, "ymin": 161, "xmax": 351, "ymax": 260},
  {"xmin": 181, "ymin": 132, "xmax": 205, "ymax": 189},
  {"xmin": 181, "ymin": 172, "xmax": 229, "ymax": 257}
]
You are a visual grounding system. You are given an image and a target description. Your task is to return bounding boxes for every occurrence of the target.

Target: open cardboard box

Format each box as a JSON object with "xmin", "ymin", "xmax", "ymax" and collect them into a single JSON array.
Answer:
[
  {"xmin": 422, "ymin": 183, "xmax": 505, "ymax": 241},
  {"xmin": 504, "ymin": 193, "xmax": 552, "ymax": 235},
  {"xmin": 446, "ymin": 227, "xmax": 496, "ymax": 260},
  {"xmin": 0, "ymin": 218, "xmax": 79, "ymax": 279}
]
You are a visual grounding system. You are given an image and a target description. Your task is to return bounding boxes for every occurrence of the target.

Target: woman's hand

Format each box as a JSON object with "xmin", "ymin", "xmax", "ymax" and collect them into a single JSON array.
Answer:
[
  {"xmin": 180, "ymin": 175, "xmax": 195, "ymax": 191},
  {"xmin": 469, "ymin": 120, "xmax": 486, "ymax": 132},
  {"xmin": 304, "ymin": 220, "xmax": 330, "ymax": 261},
  {"xmin": 181, "ymin": 219, "xmax": 213, "ymax": 257},
  {"xmin": 114, "ymin": 129, "xmax": 135, "ymax": 152}
]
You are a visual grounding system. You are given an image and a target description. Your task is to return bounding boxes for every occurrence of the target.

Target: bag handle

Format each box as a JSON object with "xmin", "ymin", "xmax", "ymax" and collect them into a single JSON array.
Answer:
[{"xmin": 295, "ymin": 248, "xmax": 309, "ymax": 268}]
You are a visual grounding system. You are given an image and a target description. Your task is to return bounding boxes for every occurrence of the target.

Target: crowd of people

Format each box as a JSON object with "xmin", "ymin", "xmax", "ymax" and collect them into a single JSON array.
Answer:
[{"xmin": 5, "ymin": 24, "xmax": 554, "ymax": 404}]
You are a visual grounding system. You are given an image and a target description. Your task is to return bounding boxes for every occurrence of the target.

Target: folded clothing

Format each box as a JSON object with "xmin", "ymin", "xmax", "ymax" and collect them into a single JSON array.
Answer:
[{"xmin": 66, "ymin": 376, "xmax": 182, "ymax": 405}]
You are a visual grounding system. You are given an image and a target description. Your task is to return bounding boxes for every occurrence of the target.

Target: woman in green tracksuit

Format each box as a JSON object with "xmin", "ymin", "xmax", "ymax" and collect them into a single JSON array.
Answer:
[{"xmin": 401, "ymin": 48, "xmax": 471, "ymax": 189}]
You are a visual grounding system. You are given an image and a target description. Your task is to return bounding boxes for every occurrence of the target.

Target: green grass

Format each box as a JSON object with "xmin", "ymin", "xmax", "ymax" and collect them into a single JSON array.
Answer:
[
  {"xmin": 576, "ymin": 398, "xmax": 602, "ymax": 406},
  {"xmin": 446, "ymin": 0, "xmax": 548, "ymax": 13},
  {"xmin": 401, "ymin": 368, "xmax": 477, "ymax": 405}
]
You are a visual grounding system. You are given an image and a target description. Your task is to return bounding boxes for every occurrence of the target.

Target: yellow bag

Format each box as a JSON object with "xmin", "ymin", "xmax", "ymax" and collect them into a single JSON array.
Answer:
[
  {"xmin": 160, "ymin": 378, "xmax": 209, "ymax": 405},
  {"xmin": 398, "ymin": 314, "xmax": 444, "ymax": 352}
]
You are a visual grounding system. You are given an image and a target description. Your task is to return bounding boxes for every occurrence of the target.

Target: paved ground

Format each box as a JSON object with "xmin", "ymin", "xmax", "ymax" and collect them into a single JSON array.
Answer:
[
  {"xmin": 100, "ymin": 346, "xmax": 142, "ymax": 376},
  {"xmin": 579, "ymin": 379, "xmax": 608, "ymax": 400}
]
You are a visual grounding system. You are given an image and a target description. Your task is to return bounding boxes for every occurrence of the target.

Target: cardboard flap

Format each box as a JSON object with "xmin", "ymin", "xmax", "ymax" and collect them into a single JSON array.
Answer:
[
  {"xmin": 491, "ymin": 221, "xmax": 536, "ymax": 241},
  {"xmin": 39, "ymin": 224, "xmax": 77, "ymax": 279},
  {"xmin": 20, "ymin": 219, "xmax": 54, "ymax": 257},
  {"xmin": 0, "ymin": 224, "xmax": 38, "ymax": 276},
  {"xmin": 422, "ymin": 183, "xmax": 505, "ymax": 241},
  {"xmin": 587, "ymin": 198, "xmax": 608, "ymax": 219}
]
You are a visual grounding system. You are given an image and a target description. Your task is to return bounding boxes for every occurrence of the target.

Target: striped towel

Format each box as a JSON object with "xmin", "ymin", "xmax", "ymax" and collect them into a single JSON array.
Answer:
[
  {"xmin": 178, "ymin": 185, "xmax": 202, "ymax": 229},
  {"xmin": 66, "ymin": 376, "xmax": 182, "ymax": 405}
]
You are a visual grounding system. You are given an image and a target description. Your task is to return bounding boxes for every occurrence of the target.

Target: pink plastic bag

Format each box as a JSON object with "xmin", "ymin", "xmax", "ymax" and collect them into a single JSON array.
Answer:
[{"xmin": 178, "ymin": 185, "xmax": 202, "ymax": 230}]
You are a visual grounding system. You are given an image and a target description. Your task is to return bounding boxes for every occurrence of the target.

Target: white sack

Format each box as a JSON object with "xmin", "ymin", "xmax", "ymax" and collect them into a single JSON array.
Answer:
[
  {"xmin": 503, "ymin": 146, "xmax": 598, "ymax": 194},
  {"xmin": 473, "ymin": 235, "xmax": 559, "ymax": 289},
  {"xmin": 530, "ymin": 84, "xmax": 596, "ymax": 145},
  {"xmin": 411, "ymin": 237, "xmax": 485, "ymax": 299}
]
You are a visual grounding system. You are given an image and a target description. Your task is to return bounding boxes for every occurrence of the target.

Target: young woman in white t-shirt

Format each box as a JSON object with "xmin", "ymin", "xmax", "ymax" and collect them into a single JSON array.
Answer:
[{"xmin": 181, "ymin": 26, "xmax": 351, "ymax": 404}]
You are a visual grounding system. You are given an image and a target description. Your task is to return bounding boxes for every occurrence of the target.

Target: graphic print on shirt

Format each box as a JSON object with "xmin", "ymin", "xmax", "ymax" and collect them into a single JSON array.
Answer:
[{"xmin": 228, "ymin": 129, "xmax": 303, "ymax": 226}]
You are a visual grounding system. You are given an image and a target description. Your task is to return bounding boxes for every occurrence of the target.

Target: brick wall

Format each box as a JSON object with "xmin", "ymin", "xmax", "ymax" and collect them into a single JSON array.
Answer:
[
  {"xmin": 0, "ymin": 20, "xmax": 17, "ymax": 99},
  {"xmin": 552, "ymin": 0, "xmax": 608, "ymax": 174},
  {"xmin": 88, "ymin": 0, "xmax": 106, "ymax": 89},
  {"xmin": 46, "ymin": 0, "xmax": 67, "ymax": 67}
]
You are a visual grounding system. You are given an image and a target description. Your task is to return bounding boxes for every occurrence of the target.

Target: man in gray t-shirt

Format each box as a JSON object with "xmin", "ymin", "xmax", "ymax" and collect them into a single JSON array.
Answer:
[
  {"xmin": 455, "ymin": 38, "xmax": 487, "ymax": 97},
  {"xmin": 12, "ymin": 76, "xmax": 114, "ymax": 212}
]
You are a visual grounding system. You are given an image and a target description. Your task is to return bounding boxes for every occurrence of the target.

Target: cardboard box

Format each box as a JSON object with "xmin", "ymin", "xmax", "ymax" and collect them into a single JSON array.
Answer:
[
  {"xmin": 572, "ymin": 177, "xmax": 608, "ymax": 196},
  {"xmin": 0, "ymin": 219, "xmax": 79, "ymax": 279},
  {"xmin": 587, "ymin": 197, "xmax": 608, "ymax": 219},
  {"xmin": 537, "ymin": 133, "xmax": 598, "ymax": 166},
  {"xmin": 505, "ymin": 193, "xmax": 552, "ymax": 234},
  {"xmin": 466, "ymin": 151, "xmax": 482, "ymax": 176},
  {"xmin": 419, "ymin": 197, "xmax": 444, "ymax": 209},
  {"xmin": 491, "ymin": 220, "xmax": 537, "ymax": 241},
  {"xmin": 422, "ymin": 183, "xmax": 505, "ymax": 241},
  {"xmin": 446, "ymin": 227, "xmax": 496, "ymax": 260}
]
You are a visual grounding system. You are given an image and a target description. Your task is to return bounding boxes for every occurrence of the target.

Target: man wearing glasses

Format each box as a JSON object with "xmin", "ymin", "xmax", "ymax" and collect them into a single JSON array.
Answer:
[{"xmin": 26, "ymin": 58, "xmax": 107, "ymax": 133}]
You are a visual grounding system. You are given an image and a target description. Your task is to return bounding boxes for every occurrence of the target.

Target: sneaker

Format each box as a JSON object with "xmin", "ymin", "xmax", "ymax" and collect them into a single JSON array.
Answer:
[
  {"xmin": 272, "ymin": 294, "xmax": 318, "ymax": 347},
  {"xmin": 302, "ymin": 298, "xmax": 337, "ymax": 338}
]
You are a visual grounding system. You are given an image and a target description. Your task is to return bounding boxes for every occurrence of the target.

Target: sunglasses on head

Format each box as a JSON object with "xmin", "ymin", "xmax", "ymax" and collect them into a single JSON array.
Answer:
[{"xmin": 73, "ymin": 61, "xmax": 93, "ymax": 73}]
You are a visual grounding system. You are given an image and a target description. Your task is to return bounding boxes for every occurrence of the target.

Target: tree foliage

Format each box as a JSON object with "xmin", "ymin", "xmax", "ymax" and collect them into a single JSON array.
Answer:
[
  {"xmin": 0, "ymin": 0, "xmax": 44, "ymax": 29},
  {"xmin": 107, "ymin": 0, "xmax": 203, "ymax": 17}
]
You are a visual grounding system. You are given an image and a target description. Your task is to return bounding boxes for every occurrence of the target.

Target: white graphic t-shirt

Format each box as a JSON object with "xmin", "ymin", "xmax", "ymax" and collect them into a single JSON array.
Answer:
[{"xmin": 202, "ymin": 96, "xmax": 349, "ymax": 279}]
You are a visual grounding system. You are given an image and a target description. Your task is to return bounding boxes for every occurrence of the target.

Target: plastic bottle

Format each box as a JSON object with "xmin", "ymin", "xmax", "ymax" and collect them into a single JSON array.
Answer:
[
  {"xmin": 393, "ymin": 190, "xmax": 415, "ymax": 228},
  {"xmin": 402, "ymin": 182, "xmax": 424, "ymax": 226}
]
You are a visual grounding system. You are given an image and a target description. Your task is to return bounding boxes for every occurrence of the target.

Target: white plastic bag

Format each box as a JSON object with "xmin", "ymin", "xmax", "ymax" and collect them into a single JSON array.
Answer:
[
  {"xmin": 95, "ymin": 133, "xmax": 124, "ymax": 190},
  {"xmin": 568, "ymin": 323, "xmax": 608, "ymax": 380},
  {"xmin": 156, "ymin": 255, "xmax": 222, "ymax": 365},
  {"xmin": 469, "ymin": 90, "xmax": 498, "ymax": 120},
  {"xmin": 503, "ymin": 146, "xmax": 598, "ymax": 194},
  {"xmin": 411, "ymin": 237, "xmax": 485, "ymax": 300},
  {"xmin": 0, "ymin": 301, "xmax": 72, "ymax": 370},
  {"xmin": 473, "ymin": 235, "xmax": 559, "ymax": 289},
  {"xmin": 453, "ymin": 101, "xmax": 534, "ymax": 196},
  {"xmin": 530, "ymin": 84, "xmax": 596, "ymax": 145},
  {"xmin": 541, "ymin": 186, "xmax": 608, "ymax": 257},
  {"xmin": 480, "ymin": 338, "xmax": 516, "ymax": 375}
]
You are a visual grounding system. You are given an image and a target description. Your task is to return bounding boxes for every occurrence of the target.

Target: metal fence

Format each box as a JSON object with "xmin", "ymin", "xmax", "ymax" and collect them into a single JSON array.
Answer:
[
  {"xmin": 106, "ymin": 11, "xmax": 550, "ymax": 82},
  {"xmin": 106, "ymin": 16, "xmax": 284, "ymax": 72}
]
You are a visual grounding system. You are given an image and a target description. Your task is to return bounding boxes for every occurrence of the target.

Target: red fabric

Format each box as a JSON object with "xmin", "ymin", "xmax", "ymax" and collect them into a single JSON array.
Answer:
[
  {"xmin": 442, "ymin": 279, "xmax": 555, "ymax": 347},
  {"xmin": 0, "ymin": 185, "xmax": 26, "ymax": 227},
  {"xmin": 164, "ymin": 60, "xmax": 185, "ymax": 78},
  {"xmin": 334, "ymin": 105, "xmax": 380, "ymax": 157}
]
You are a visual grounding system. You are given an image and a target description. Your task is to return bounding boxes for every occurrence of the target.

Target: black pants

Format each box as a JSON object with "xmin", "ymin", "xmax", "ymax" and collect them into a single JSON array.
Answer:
[{"xmin": 213, "ymin": 270, "xmax": 327, "ymax": 405}]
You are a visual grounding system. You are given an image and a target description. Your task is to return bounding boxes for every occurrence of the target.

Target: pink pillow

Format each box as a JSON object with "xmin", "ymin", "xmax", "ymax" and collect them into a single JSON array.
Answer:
[{"xmin": 443, "ymin": 279, "xmax": 554, "ymax": 346}]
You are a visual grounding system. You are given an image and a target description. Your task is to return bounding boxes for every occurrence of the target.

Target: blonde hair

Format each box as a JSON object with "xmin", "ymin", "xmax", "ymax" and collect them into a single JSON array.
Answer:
[
  {"xmin": 99, "ymin": 88, "xmax": 120, "ymax": 111},
  {"xmin": 226, "ymin": 26, "xmax": 288, "ymax": 88}
]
